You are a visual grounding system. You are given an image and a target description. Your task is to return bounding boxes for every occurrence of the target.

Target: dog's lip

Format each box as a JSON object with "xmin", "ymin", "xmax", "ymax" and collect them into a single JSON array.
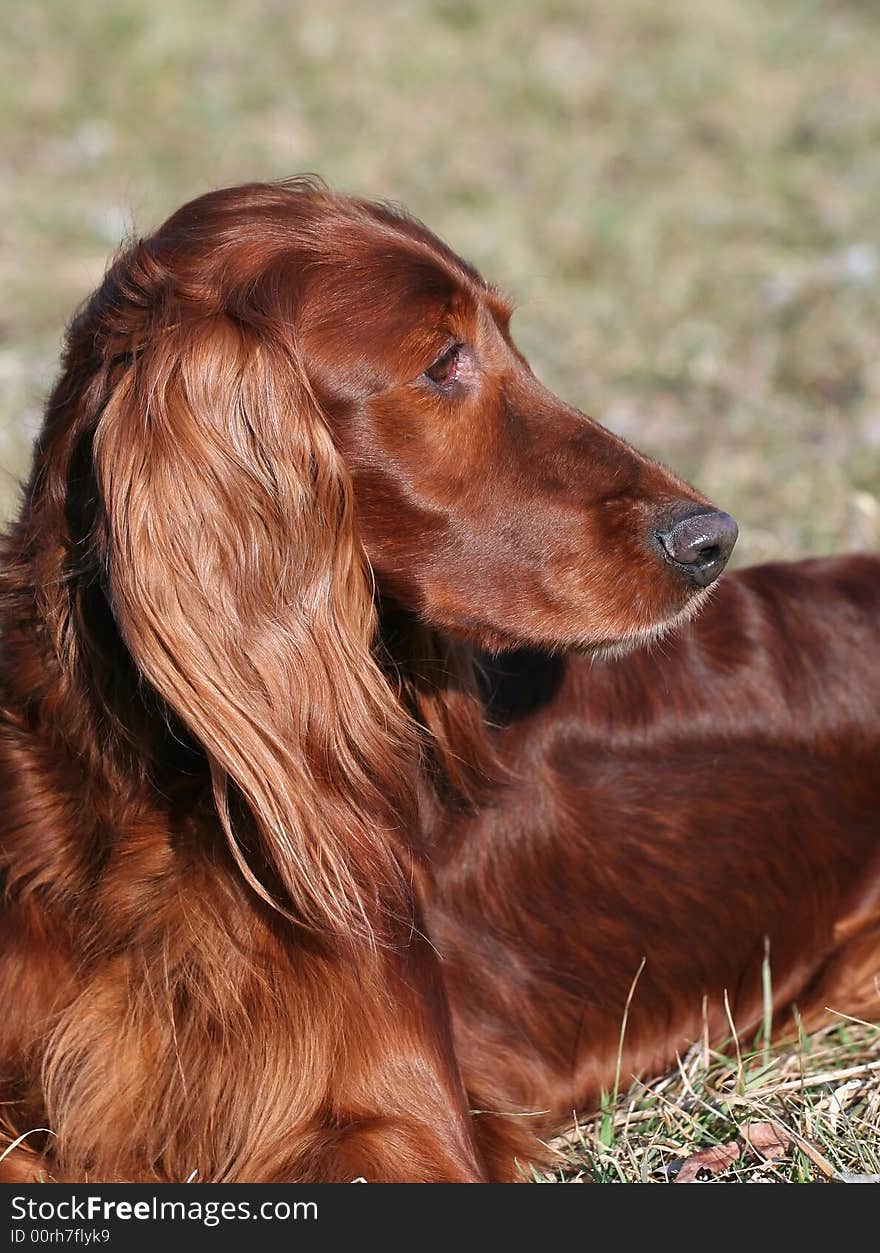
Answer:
[{"xmin": 578, "ymin": 587, "xmax": 714, "ymax": 661}]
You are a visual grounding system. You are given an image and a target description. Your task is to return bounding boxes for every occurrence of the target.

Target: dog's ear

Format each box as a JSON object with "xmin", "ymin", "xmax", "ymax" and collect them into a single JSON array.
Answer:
[{"xmin": 92, "ymin": 310, "xmax": 418, "ymax": 944}]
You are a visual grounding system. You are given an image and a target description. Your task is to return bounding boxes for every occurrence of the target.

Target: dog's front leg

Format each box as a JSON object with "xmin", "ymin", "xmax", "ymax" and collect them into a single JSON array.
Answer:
[{"xmin": 255, "ymin": 931, "xmax": 488, "ymax": 1183}]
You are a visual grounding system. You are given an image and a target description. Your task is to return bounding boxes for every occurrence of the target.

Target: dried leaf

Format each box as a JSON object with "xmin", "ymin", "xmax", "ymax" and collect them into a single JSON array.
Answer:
[
  {"xmin": 673, "ymin": 1141, "xmax": 742, "ymax": 1182},
  {"xmin": 740, "ymin": 1121, "xmax": 792, "ymax": 1162},
  {"xmin": 670, "ymin": 1120, "xmax": 793, "ymax": 1183},
  {"xmin": 825, "ymin": 1078, "xmax": 863, "ymax": 1133}
]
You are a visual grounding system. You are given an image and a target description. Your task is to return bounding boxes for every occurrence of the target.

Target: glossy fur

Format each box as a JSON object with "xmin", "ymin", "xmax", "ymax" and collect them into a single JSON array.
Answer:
[{"xmin": 1, "ymin": 181, "xmax": 878, "ymax": 1182}]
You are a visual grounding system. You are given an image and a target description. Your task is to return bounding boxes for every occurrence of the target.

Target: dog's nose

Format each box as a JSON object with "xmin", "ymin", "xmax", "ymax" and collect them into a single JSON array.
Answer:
[{"xmin": 657, "ymin": 508, "xmax": 738, "ymax": 587}]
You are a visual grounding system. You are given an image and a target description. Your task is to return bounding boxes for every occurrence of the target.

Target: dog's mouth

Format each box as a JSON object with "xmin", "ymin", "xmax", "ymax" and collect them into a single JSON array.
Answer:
[
  {"xmin": 444, "ymin": 580, "xmax": 715, "ymax": 662},
  {"xmin": 580, "ymin": 585, "xmax": 716, "ymax": 663}
]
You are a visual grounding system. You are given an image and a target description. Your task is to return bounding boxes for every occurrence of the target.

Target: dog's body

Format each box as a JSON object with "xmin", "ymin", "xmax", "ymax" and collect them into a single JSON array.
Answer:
[
  {"xmin": 1, "ymin": 181, "xmax": 878, "ymax": 1182},
  {"xmin": 434, "ymin": 555, "xmax": 880, "ymax": 1162}
]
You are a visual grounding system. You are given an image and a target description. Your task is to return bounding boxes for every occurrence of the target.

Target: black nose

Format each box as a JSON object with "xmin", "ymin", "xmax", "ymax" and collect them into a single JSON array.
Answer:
[{"xmin": 656, "ymin": 508, "xmax": 738, "ymax": 587}]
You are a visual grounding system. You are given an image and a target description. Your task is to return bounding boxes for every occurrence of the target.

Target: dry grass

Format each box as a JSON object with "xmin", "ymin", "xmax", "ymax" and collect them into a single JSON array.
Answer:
[
  {"xmin": 538, "ymin": 1018, "xmax": 880, "ymax": 1183},
  {"xmin": 3, "ymin": 1, "xmax": 880, "ymax": 555}
]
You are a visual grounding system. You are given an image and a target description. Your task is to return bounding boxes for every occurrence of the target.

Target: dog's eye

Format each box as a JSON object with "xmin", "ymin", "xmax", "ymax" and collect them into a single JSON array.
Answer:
[{"xmin": 425, "ymin": 343, "xmax": 462, "ymax": 388}]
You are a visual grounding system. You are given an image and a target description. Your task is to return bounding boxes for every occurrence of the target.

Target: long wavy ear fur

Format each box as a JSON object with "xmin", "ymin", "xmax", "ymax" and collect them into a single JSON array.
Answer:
[{"xmin": 91, "ymin": 288, "xmax": 419, "ymax": 945}]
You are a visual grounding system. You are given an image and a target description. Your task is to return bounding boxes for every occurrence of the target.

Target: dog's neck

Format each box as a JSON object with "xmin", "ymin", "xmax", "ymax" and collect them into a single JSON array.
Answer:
[{"xmin": 375, "ymin": 598, "xmax": 507, "ymax": 813}]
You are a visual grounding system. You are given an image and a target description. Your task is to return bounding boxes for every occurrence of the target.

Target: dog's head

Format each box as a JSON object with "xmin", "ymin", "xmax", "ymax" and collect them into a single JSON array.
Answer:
[
  {"xmin": 284, "ymin": 189, "xmax": 736, "ymax": 654},
  {"xmin": 26, "ymin": 180, "xmax": 735, "ymax": 937},
  {"xmin": 80, "ymin": 180, "xmax": 735, "ymax": 661}
]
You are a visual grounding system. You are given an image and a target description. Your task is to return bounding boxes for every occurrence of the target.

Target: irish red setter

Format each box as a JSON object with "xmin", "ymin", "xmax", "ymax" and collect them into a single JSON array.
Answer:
[{"xmin": 1, "ymin": 180, "xmax": 878, "ymax": 1183}]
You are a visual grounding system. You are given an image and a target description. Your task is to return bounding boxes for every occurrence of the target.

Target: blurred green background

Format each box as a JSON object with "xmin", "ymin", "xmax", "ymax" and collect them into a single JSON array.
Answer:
[{"xmin": 2, "ymin": 0, "xmax": 879, "ymax": 564}]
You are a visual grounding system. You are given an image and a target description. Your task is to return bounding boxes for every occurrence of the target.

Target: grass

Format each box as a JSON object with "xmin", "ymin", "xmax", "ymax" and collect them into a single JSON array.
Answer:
[
  {"xmin": 535, "ymin": 934, "xmax": 880, "ymax": 1183},
  {"xmin": 532, "ymin": 936, "xmax": 880, "ymax": 1183},
  {"xmin": 2, "ymin": 1, "xmax": 880, "ymax": 556},
  {"xmin": 2, "ymin": 0, "xmax": 879, "ymax": 1180},
  {"xmin": 537, "ymin": 1018, "xmax": 880, "ymax": 1184}
]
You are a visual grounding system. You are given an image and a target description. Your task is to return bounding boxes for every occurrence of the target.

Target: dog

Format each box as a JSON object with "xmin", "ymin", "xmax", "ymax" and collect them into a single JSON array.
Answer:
[{"xmin": 1, "ymin": 179, "xmax": 878, "ymax": 1182}]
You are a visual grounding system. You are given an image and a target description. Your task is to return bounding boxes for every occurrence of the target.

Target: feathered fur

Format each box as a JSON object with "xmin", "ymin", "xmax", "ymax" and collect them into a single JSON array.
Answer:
[{"xmin": 1, "ymin": 180, "xmax": 878, "ymax": 1182}]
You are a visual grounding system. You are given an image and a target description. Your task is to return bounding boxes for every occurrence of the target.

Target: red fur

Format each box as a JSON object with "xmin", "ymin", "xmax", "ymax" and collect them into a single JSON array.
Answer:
[{"xmin": 1, "ymin": 180, "xmax": 878, "ymax": 1182}]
